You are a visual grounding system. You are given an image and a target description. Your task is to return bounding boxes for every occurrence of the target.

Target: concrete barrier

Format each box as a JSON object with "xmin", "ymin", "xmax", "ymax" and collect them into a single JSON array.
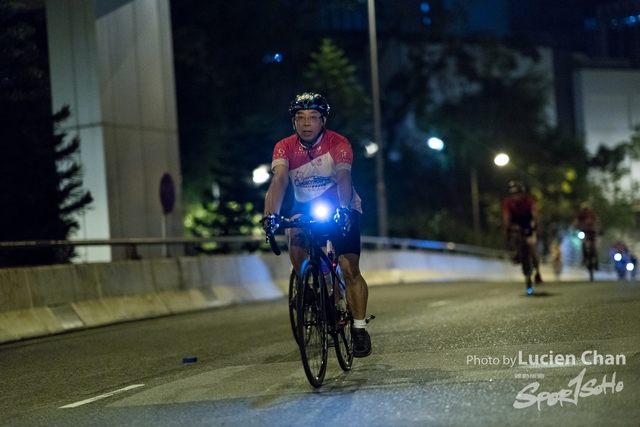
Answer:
[{"xmin": 0, "ymin": 250, "xmax": 616, "ymax": 344}]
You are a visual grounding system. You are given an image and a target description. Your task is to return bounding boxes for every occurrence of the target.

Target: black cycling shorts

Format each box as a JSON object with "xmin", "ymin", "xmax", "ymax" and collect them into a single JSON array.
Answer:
[
  {"xmin": 290, "ymin": 198, "xmax": 362, "ymax": 257},
  {"xmin": 510, "ymin": 214, "xmax": 534, "ymax": 237}
]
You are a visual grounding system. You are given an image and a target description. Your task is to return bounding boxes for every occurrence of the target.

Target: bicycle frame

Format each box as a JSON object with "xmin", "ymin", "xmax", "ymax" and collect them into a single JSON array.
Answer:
[{"xmin": 277, "ymin": 218, "xmax": 346, "ymax": 327}]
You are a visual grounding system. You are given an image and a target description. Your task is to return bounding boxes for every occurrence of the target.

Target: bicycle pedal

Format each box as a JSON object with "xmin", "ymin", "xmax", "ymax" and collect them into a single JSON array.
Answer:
[{"xmin": 365, "ymin": 315, "xmax": 376, "ymax": 324}]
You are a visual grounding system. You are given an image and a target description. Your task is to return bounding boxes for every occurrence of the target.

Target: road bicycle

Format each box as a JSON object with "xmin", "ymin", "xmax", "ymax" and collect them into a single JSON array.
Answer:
[{"xmin": 265, "ymin": 212, "xmax": 356, "ymax": 387}]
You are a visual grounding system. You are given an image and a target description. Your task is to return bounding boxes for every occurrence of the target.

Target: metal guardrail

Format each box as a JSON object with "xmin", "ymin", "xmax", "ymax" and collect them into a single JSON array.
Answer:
[
  {"xmin": 0, "ymin": 236, "xmax": 263, "ymax": 247},
  {"xmin": 360, "ymin": 236, "xmax": 512, "ymax": 259},
  {"xmin": 0, "ymin": 235, "xmax": 511, "ymax": 259},
  {"xmin": 4, "ymin": 235, "xmax": 619, "ymax": 273}
]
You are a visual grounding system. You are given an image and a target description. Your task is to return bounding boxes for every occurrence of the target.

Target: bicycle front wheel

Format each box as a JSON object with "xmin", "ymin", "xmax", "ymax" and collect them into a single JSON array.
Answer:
[
  {"xmin": 333, "ymin": 273, "xmax": 354, "ymax": 371},
  {"xmin": 297, "ymin": 260, "xmax": 328, "ymax": 387}
]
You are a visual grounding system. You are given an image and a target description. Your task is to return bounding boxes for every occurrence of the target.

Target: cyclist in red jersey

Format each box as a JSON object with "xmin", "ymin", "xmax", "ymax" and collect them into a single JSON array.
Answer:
[
  {"xmin": 502, "ymin": 181, "xmax": 543, "ymax": 284},
  {"xmin": 262, "ymin": 93, "xmax": 371, "ymax": 357},
  {"xmin": 573, "ymin": 201, "xmax": 602, "ymax": 269}
]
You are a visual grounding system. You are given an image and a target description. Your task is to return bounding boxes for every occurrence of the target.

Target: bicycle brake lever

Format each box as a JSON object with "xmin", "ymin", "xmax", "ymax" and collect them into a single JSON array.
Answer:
[{"xmin": 334, "ymin": 209, "xmax": 349, "ymax": 236}]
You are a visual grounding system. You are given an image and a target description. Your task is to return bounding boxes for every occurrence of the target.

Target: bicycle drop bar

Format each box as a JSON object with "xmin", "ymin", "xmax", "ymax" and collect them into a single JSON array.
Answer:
[
  {"xmin": 265, "ymin": 216, "xmax": 300, "ymax": 256},
  {"xmin": 266, "ymin": 232, "xmax": 281, "ymax": 256},
  {"xmin": 265, "ymin": 216, "xmax": 338, "ymax": 257}
]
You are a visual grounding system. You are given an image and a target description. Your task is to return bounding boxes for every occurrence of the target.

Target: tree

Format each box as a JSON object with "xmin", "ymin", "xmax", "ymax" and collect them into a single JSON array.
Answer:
[
  {"xmin": 170, "ymin": 1, "xmax": 629, "ymax": 248},
  {"xmin": 182, "ymin": 119, "xmax": 275, "ymax": 253},
  {"xmin": 584, "ymin": 129, "xmax": 640, "ymax": 234},
  {"xmin": 170, "ymin": 1, "xmax": 296, "ymax": 246},
  {"xmin": 171, "ymin": 0, "xmax": 304, "ymax": 205},
  {"xmin": 0, "ymin": 1, "xmax": 92, "ymax": 267},
  {"xmin": 304, "ymin": 38, "xmax": 372, "ymax": 138},
  {"xmin": 303, "ymin": 38, "xmax": 377, "ymax": 233},
  {"xmin": 386, "ymin": 30, "xmax": 594, "ymax": 249}
]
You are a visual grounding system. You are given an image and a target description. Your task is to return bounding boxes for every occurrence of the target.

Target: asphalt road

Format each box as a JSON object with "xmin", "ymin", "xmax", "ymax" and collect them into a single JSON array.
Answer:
[{"xmin": 1, "ymin": 279, "xmax": 639, "ymax": 427}]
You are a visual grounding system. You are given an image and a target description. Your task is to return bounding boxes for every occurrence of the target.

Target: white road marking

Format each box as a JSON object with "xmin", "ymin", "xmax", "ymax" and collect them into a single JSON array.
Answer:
[
  {"xmin": 59, "ymin": 384, "xmax": 145, "ymax": 409},
  {"xmin": 429, "ymin": 300, "xmax": 449, "ymax": 307}
]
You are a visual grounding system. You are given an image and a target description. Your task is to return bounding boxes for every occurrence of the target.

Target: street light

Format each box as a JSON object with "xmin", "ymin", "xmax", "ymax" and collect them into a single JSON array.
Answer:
[
  {"xmin": 472, "ymin": 153, "xmax": 510, "ymax": 243},
  {"xmin": 428, "ymin": 137, "xmax": 444, "ymax": 151},
  {"xmin": 470, "ymin": 166, "xmax": 480, "ymax": 243},
  {"xmin": 494, "ymin": 153, "xmax": 509, "ymax": 167},
  {"xmin": 252, "ymin": 164, "xmax": 270, "ymax": 185},
  {"xmin": 364, "ymin": 141, "xmax": 379, "ymax": 158}
]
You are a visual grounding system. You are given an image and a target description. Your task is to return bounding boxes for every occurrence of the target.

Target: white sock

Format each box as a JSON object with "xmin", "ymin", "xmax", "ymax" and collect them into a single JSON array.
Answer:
[{"xmin": 354, "ymin": 318, "xmax": 367, "ymax": 329}]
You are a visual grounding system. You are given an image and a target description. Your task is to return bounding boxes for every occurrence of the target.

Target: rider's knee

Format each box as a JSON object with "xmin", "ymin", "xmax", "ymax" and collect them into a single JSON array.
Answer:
[{"xmin": 287, "ymin": 228, "xmax": 307, "ymax": 248}]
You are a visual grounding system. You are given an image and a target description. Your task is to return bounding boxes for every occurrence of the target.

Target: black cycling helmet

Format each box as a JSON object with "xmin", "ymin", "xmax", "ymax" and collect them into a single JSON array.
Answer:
[
  {"xmin": 289, "ymin": 92, "xmax": 330, "ymax": 117},
  {"xmin": 508, "ymin": 180, "xmax": 526, "ymax": 194}
]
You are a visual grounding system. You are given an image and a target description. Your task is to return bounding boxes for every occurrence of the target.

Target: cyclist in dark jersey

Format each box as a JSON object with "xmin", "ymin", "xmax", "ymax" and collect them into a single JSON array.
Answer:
[
  {"xmin": 574, "ymin": 201, "xmax": 601, "ymax": 269},
  {"xmin": 262, "ymin": 93, "xmax": 372, "ymax": 357},
  {"xmin": 502, "ymin": 181, "xmax": 543, "ymax": 284}
]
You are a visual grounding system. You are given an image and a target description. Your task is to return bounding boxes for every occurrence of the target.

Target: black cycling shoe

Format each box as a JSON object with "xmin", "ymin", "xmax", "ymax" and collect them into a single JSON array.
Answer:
[{"xmin": 353, "ymin": 328, "xmax": 372, "ymax": 358}]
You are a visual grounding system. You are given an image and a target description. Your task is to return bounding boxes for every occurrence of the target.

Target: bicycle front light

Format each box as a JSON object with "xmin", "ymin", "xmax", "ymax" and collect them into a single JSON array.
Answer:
[
  {"xmin": 577, "ymin": 231, "xmax": 585, "ymax": 240},
  {"xmin": 311, "ymin": 201, "xmax": 331, "ymax": 222},
  {"xmin": 627, "ymin": 262, "xmax": 635, "ymax": 271},
  {"xmin": 614, "ymin": 253, "xmax": 623, "ymax": 262}
]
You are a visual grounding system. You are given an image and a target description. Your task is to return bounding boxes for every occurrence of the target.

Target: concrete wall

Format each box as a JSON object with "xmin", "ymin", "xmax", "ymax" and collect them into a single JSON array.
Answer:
[
  {"xmin": 0, "ymin": 251, "xmax": 614, "ymax": 345},
  {"xmin": 45, "ymin": 0, "xmax": 183, "ymax": 262}
]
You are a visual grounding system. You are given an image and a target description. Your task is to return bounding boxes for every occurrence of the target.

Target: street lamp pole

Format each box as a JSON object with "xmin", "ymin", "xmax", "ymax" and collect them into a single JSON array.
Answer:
[
  {"xmin": 367, "ymin": 0, "xmax": 388, "ymax": 237},
  {"xmin": 470, "ymin": 153, "xmax": 510, "ymax": 245},
  {"xmin": 471, "ymin": 166, "xmax": 480, "ymax": 244}
]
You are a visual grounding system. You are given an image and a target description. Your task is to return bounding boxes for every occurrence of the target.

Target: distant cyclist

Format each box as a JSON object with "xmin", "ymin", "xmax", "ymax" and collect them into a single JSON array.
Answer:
[
  {"xmin": 502, "ymin": 181, "xmax": 543, "ymax": 284},
  {"xmin": 573, "ymin": 201, "xmax": 601, "ymax": 270},
  {"xmin": 549, "ymin": 239, "xmax": 563, "ymax": 280},
  {"xmin": 261, "ymin": 92, "xmax": 372, "ymax": 357},
  {"xmin": 610, "ymin": 241, "xmax": 631, "ymax": 279}
]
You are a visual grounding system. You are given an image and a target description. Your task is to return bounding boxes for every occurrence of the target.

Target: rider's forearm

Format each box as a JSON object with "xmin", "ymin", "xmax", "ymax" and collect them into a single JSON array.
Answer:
[
  {"xmin": 264, "ymin": 174, "xmax": 288, "ymax": 215},
  {"xmin": 336, "ymin": 170, "xmax": 353, "ymax": 208}
]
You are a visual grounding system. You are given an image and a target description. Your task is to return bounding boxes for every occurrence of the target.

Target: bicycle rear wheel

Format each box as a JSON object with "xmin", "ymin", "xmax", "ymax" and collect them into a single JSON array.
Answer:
[
  {"xmin": 332, "ymin": 272, "xmax": 353, "ymax": 371},
  {"xmin": 288, "ymin": 269, "xmax": 299, "ymax": 344},
  {"xmin": 297, "ymin": 260, "xmax": 328, "ymax": 387}
]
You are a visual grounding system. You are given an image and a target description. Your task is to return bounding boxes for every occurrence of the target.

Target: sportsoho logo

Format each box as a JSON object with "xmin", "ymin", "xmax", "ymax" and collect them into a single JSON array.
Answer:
[
  {"xmin": 466, "ymin": 350, "xmax": 627, "ymax": 411},
  {"xmin": 513, "ymin": 350, "xmax": 626, "ymax": 410}
]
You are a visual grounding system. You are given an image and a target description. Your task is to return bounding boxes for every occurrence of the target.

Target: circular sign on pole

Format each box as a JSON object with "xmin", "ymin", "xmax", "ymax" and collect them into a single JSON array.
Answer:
[{"xmin": 160, "ymin": 173, "xmax": 175, "ymax": 214}]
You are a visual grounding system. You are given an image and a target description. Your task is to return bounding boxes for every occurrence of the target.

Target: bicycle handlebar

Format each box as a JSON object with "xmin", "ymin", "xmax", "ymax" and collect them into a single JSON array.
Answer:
[{"xmin": 264, "ymin": 215, "xmax": 337, "ymax": 256}]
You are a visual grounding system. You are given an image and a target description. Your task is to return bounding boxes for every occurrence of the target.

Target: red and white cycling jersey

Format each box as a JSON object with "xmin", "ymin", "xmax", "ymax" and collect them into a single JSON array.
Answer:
[{"xmin": 271, "ymin": 130, "xmax": 362, "ymax": 211}]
